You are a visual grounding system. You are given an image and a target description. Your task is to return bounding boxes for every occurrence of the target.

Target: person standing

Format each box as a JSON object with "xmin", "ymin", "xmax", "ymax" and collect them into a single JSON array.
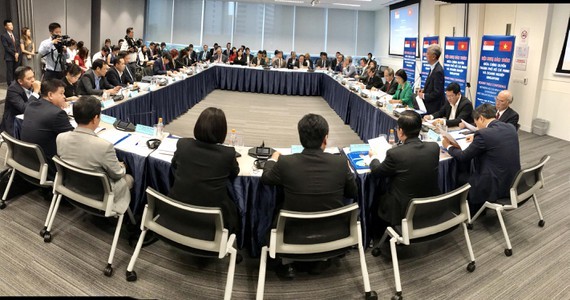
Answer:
[
  {"xmin": 2, "ymin": 19, "xmax": 20, "ymax": 84},
  {"xmin": 418, "ymin": 44, "xmax": 445, "ymax": 114},
  {"xmin": 19, "ymin": 27, "xmax": 35, "ymax": 69},
  {"xmin": 38, "ymin": 22, "xmax": 70, "ymax": 81}
]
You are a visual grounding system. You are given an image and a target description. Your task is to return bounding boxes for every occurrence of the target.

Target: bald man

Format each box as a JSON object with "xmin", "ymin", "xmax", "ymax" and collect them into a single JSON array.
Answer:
[{"xmin": 495, "ymin": 90, "xmax": 519, "ymax": 131}]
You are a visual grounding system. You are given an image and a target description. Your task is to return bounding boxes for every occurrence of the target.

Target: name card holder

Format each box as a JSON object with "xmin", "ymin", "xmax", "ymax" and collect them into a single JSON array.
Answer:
[
  {"xmin": 135, "ymin": 124, "xmax": 156, "ymax": 136},
  {"xmin": 427, "ymin": 129, "xmax": 440, "ymax": 142},
  {"xmin": 291, "ymin": 145, "xmax": 304, "ymax": 154},
  {"xmin": 101, "ymin": 99, "xmax": 114, "ymax": 108},
  {"xmin": 350, "ymin": 144, "xmax": 371, "ymax": 152},
  {"xmin": 100, "ymin": 114, "xmax": 117, "ymax": 124},
  {"xmin": 129, "ymin": 90, "xmax": 139, "ymax": 98}
]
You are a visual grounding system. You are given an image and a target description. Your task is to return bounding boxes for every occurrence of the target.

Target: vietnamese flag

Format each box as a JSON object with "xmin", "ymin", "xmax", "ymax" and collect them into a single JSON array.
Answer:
[
  {"xmin": 458, "ymin": 41, "xmax": 468, "ymax": 51},
  {"xmin": 499, "ymin": 41, "xmax": 512, "ymax": 52},
  {"xmin": 445, "ymin": 41, "xmax": 455, "ymax": 50},
  {"xmin": 411, "ymin": 41, "xmax": 416, "ymax": 48}
]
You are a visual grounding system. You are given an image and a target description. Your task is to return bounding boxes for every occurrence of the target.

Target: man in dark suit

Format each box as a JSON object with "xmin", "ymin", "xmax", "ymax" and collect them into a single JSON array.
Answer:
[
  {"xmin": 368, "ymin": 110, "xmax": 440, "ymax": 238},
  {"xmin": 244, "ymin": 48, "xmax": 254, "ymax": 66},
  {"xmin": 424, "ymin": 82, "xmax": 474, "ymax": 127},
  {"xmin": 315, "ymin": 52, "xmax": 331, "ymax": 69},
  {"xmin": 153, "ymin": 53, "xmax": 176, "ymax": 76},
  {"xmin": 271, "ymin": 51, "xmax": 286, "ymax": 68},
  {"xmin": 0, "ymin": 66, "xmax": 40, "ymax": 136},
  {"xmin": 331, "ymin": 52, "xmax": 343, "ymax": 72},
  {"xmin": 209, "ymin": 43, "xmax": 218, "ymax": 57},
  {"xmin": 210, "ymin": 47, "xmax": 228, "ymax": 64},
  {"xmin": 381, "ymin": 67, "xmax": 398, "ymax": 95},
  {"xmin": 443, "ymin": 103, "xmax": 521, "ymax": 215},
  {"xmin": 261, "ymin": 113, "xmax": 358, "ymax": 278},
  {"xmin": 106, "ymin": 56, "xmax": 128, "ymax": 87},
  {"xmin": 286, "ymin": 51, "xmax": 297, "ymax": 69},
  {"xmin": 495, "ymin": 90, "xmax": 520, "ymax": 131},
  {"xmin": 187, "ymin": 44, "xmax": 197, "ymax": 62},
  {"xmin": 362, "ymin": 67, "xmax": 383, "ymax": 90},
  {"xmin": 78, "ymin": 59, "xmax": 120, "ymax": 96},
  {"xmin": 199, "ymin": 44, "xmax": 212, "ymax": 62},
  {"xmin": 223, "ymin": 42, "xmax": 232, "ymax": 57},
  {"xmin": 418, "ymin": 44, "xmax": 445, "ymax": 114},
  {"xmin": 20, "ymin": 79, "xmax": 74, "ymax": 177},
  {"xmin": 2, "ymin": 19, "xmax": 20, "ymax": 84},
  {"xmin": 119, "ymin": 51, "xmax": 136, "ymax": 84}
]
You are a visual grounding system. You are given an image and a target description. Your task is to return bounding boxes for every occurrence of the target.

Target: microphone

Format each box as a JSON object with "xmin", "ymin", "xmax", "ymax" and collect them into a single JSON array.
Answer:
[{"xmin": 260, "ymin": 140, "xmax": 265, "ymax": 148}]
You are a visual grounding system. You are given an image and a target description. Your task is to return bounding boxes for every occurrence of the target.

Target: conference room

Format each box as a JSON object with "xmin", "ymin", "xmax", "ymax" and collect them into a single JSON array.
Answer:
[{"xmin": 0, "ymin": 0, "xmax": 569, "ymax": 299}]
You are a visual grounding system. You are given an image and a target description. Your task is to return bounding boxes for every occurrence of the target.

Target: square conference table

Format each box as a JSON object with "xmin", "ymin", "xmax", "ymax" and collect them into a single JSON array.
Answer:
[{"xmin": 15, "ymin": 64, "xmax": 458, "ymax": 256}]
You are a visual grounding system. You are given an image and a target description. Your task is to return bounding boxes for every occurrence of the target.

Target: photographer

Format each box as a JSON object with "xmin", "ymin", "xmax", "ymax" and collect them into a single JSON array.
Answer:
[{"xmin": 38, "ymin": 22, "xmax": 70, "ymax": 81}]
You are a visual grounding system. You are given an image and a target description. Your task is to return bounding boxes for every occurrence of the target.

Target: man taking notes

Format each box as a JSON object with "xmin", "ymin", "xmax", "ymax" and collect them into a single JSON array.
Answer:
[{"xmin": 423, "ymin": 82, "xmax": 473, "ymax": 127}]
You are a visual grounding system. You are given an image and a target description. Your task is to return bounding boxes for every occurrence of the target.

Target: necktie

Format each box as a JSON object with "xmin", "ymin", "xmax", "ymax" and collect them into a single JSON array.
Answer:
[
  {"xmin": 385, "ymin": 82, "xmax": 390, "ymax": 92},
  {"xmin": 95, "ymin": 76, "xmax": 100, "ymax": 90},
  {"xmin": 279, "ymin": 59, "xmax": 282, "ymax": 67},
  {"xmin": 125, "ymin": 66, "xmax": 133, "ymax": 81},
  {"xmin": 496, "ymin": 112, "xmax": 500, "ymax": 119},
  {"xmin": 10, "ymin": 33, "xmax": 14, "ymax": 45},
  {"xmin": 218, "ymin": 55, "xmax": 222, "ymax": 63},
  {"xmin": 163, "ymin": 61, "xmax": 166, "ymax": 71}
]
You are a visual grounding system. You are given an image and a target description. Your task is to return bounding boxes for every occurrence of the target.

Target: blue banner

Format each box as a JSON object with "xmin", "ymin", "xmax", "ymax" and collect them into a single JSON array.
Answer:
[
  {"xmin": 421, "ymin": 36, "xmax": 439, "ymax": 88},
  {"xmin": 475, "ymin": 35, "xmax": 516, "ymax": 107},
  {"xmin": 444, "ymin": 37, "xmax": 470, "ymax": 95},
  {"xmin": 403, "ymin": 37, "xmax": 417, "ymax": 88}
]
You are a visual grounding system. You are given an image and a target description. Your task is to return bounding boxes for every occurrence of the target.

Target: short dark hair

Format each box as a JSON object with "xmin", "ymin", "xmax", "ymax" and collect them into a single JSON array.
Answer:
[
  {"xmin": 245, "ymin": 47, "xmax": 250, "ymax": 51},
  {"xmin": 113, "ymin": 57, "xmax": 125, "ymax": 66},
  {"xmin": 112, "ymin": 45, "xmax": 120, "ymax": 52},
  {"xmin": 101, "ymin": 46, "xmax": 109, "ymax": 53},
  {"xmin": 48, "ymin": 22, "xmax": 61, "ymax": 33},
  {"xmin": 117, "ymin": 51, "xmax": 129, "ymax": 60},
  {"xmin": 395, "ymin": 69, "xmax": 408, "ymax": 82},
  {"xmin": 65, "ymin": 63, "xmax": 82, "ymax": 77},
  {"xmin": 4, "ymin": 19, "xmax": 12, "ymax": 26},
  {"xmin": 160, "ymin": 42, "xmax": 166, "ymax": 47},
  {"xmin": 446, "ymin": 82, "xmax": 461, "ymax": 94},
  {"xmin": 397, "ymin": 110, "xmax": 422, "ymax": 138},
  {"xmin": 41, "ymin": 79, "xmax": 66, "ymax": 97},
  {"xmin": 188, "ymin": 44, "xmax": 194, "ymax": 48},
  {"xmin": 126, "ymin": 27, "xmax": 133, "ymax": 34},
  {"xmin": 472, "ymin": 103, "xmax": 497, "ymax": 120},
  {"xmin": 105, "ymin": 38, "xmax": 111, "ymax": 44},
  {"xmin": 73, "ymin": 96, "xmax": 101, "ymax": 125},
  {"xmin": 92, "ymin": 59, "xmax": 107, "ymax": 70},
  {"xmin": 298, "ymin": 114, "xmax": 329, "ymax": 149},
  {"xmin": 162, "ymin": 52, "xmax": 172, "ymax": 61},
  {"xmin": 320, "ymin": 52, "xmax": 327, "ymax": 57},
  {"xmin": 194, "ymin": 107, "xmax": 228, "ymax": 144},
  {"xmin": 15, "ymin": 66, "xmax": 33, "ymax": 81}
]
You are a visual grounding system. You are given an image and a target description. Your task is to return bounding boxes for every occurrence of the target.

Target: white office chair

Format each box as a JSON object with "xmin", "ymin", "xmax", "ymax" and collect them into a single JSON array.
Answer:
[
  {"xmin": 43, "ymin": 155, "xmax": 136, "ymax": 277},
  {"xmin": 378, "ymin": 184, "xmax": 475, "ymax": 300},
  {"xmin": 126, "ymin": 187, "xmax": 238, "ymax": 300},
  {"xmin": 0, "ymin": 131, "xmax": 52, "ymax": 209},
  {"xmin": 256, "ymin": 203, "xmax": 377, "ymax": 300},
  {"xmin": 468, "ymin": 155, "xmax": 550, "ymax": 257}
]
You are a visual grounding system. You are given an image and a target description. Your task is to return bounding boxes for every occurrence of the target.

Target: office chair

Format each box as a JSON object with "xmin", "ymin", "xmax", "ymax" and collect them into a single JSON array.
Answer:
[
  {"xmin": 375, "ymin": 184, "xmax": 475, "ymax": 300},
  {"xmin": 43, "ymin": 155, "xmax": 136, "ymax": 277},
  {"xmin": 256, "ymin": 203, "xmax": 377, "ymax": 300},
  {"xmin": 126, "ymin": 187, "xmax": 239, "ymax": 300},
  {"xmin": 468, "ymin": 155, "xmax": 550, "ymax": 257}
]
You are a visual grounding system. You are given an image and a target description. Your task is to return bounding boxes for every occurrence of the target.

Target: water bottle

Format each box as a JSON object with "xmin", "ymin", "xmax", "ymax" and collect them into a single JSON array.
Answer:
[
  {"xmin": 156, "ymin": 117, "xmax": 164, "ymax": 138},
  {"xmin": 388, "ymin": 129, "xmax": 396, "ymax": 145},
  {"xmin": 230, "ymin": 129, "xmax": 237, "ymax": 146}
]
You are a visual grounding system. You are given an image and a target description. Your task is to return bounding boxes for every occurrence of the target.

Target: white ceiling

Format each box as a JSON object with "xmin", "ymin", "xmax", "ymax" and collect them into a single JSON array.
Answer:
[{"xmin": 232, "ymin": 0, "xmax": 403, "ymax": 11}]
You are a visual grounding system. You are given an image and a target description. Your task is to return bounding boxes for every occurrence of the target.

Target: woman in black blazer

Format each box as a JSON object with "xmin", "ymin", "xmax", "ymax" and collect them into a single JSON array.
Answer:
[
  {"xmin": 232, "ymin": 48, "xmax": 247, "ymax": 66},
  {"xmin": 169, "ymin": 107, "xmax": 240, "ymax": 233}
]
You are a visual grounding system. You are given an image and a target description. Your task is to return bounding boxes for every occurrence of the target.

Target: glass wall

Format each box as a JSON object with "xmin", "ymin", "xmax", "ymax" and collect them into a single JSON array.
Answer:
[{"xmin": 145, "ymin": 0, "xmax": 375, "ymax": 56}]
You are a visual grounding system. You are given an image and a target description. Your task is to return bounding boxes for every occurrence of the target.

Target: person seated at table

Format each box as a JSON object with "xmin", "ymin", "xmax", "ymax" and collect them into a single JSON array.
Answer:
[
  {"xmin": 0, "ymin": 66, "xmax": 40, "ymax": 137},
  {"xmin": 228, "ymin": 47, "xmax": 238, "ymax": 64},
  {"xmin": 21, "ymin": 79, "xmax": 74, "ymax": 177},
  {"xmin": 360, "ymin": 67, "xmax": 383, "ymax": 91},
  {"xmin": 389, "ymin": 69, "xmax": 414, "ymax": 108},
  {"xmin": 295, "ymin": 54, "xmax": 310, "ymax": 70},
  {"xmin": 57, "ymin": 95, "xmax": 133, "ymax": 214},
  {"xmin": 252, "ymin": 50, "xmax": 266, "ymax": 66},
  {"xmin": 244, "ymin": 47, "xmax": 254, "ymax": 66},
  {"xmin": 62, "ymin": 63, "xmax": 82, "ymax": 99},
  {"xmin": 442, "ymin": 103, "xmax": 520, "ymax": 215},
  {"xmin": 495, "ymin": 89, "xmax": 520, "ymax": 131},
  {"xmin": 368, "ymin": 110, "xmax": 440, "ymax": 244},
  {"xmin": 77, "ymin": 59, "xmax": 121, "ymax": 96},
  {"xmin": 272, "ymin": 50, "xmax": 286, "ymax": 68},
  {"xmin": 169, "ymin": 49, "xmax": 182, "ymax": 71},
  {"xmin": 210, "ymin": 46, "xmax": 228, "ymax": 64},
  {"xmin": 341, "ymin": 56, "xmax": 356, "ymax": 78},
  {"xmin": 261, "ymin": 113, "xmax": 358, "ymax": 278},
  {"xmin": 331, "ymin": 52, "xmax": 344, "ymax": 72},
  {"xmin": 423, "ymin": 82, "xmax": 473, "ymax": 127},
  {"xmin": 168, "ymin": 107, "xmax": 240, "ymax": 234},
  {"xmin": 354, "ymin": 58, "xmax": 369, "ymax": 81},
  {"xmin": 232, "ymin": 48, "xmax": 247, "ymax": 66},
  {"xmin": 74, "ymin": 46, "xmax": 90, "ymax": 73},
  {"xmin": 262, "ymin": 50, "xmax": 270, "ymax": 65},
  {"xmin": 187, "ymin": 44, "xmax": 197, "ymax": 62},
  {"xmin": 108, "ymin": 45, "xmax": 121, "ymax": 65},
  {"xmin": 315, "ymin": 52, "xmax": 330, "ymax": 70},
  {"xmin": 199, "ymin": 44, "xmax": 211, "ymax": 62},
  {"xmin": 176, "ymin": 48, "xmax": 191, "ymax": 68},
  {"xmin": 223, "ymin": 42, "xmax": 232, "ymax": 57},
  {"xmin": 380, "ymin": 67, "xmax": 398, "ymax": 95},
  {"xmin": 287, "ymin": 51, "xmax": 297, "ymax": 69},
  {"xmin": 153, "ymin": 52, "xmax": 177, "ymax": 76},
  {"xmin": 304, "ymin": 52, "xmax": 314, "ymax": 69}
]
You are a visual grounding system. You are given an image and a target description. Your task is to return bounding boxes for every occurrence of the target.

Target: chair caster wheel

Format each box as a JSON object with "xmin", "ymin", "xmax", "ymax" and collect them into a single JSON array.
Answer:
[
  {"xmin": 504, "ymin": 248, "xmax": 512, "ymax": 257},
  {"xmin": 104, "ymin": 264, "xmax": 114, "ymax": 277},
  {"xmin": 467, "ymin": 223, "xmax": 473, "ymax": 230},
  {"xmin": 365, "ymin": 290, "xmax": 378, "ymax": 300},
  {"xmin": 126, "ymin": 270, "xmax": 138, "ymax": 282},
  {"xmin": 236, "ymin": 253, "xmax": 243, "ymax": 264},
  {"xmin": 467, "ymin": 261, "xmax": 476, "ymax": 272},
  {"xmin": 371, "ymin": 247, "xmax": 382, "ymax": 257},
  {"xmin": 43, "ymin": 232, "xmax": 52, "ymax": 243},
  {"xmin": 0, "ymin": 201, "xmax": 6, "ymax": 210},
  {"xmin": 538, "ymin": 220, "xmax": 545, "ymax": 227},
  {"xmin": 391, "ymin": 291, "xmax": 402, "ymax": 300},
  {"xmin": 40, "ymin": 226, "xmax": 47, "ymax": 237}
]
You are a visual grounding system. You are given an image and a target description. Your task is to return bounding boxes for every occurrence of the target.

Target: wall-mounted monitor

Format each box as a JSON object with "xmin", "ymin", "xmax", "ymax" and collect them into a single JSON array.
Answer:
[{"xmin": 389, "ymin": 0, "xmax": 420, "ymax": 57}]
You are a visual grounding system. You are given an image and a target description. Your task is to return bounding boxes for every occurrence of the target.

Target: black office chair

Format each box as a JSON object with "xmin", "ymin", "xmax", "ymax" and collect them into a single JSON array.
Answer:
[
  {"xmin": 468, "ymin": 155, "xmax": 550, "ymax": 256},
  {"xmin": 43, "ymin": 155, "xmax": 136, "ymax": 277},
  {"xmin": 256, "ymin": 203, "xmax": 377, "ymax": 300},
  {"xmin": 126, "ymin": 187, "xmax": 239, "ymax": 300},
  {"xmin": 0, "ymin": 131, "xmax": 52, "ymax": 209},
  {"xmin": 375, "ymin": 184, "xmax": 475, "ymax": 300}
]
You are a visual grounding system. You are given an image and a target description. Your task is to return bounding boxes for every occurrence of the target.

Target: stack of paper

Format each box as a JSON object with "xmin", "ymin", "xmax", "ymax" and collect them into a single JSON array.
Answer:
[
  {"xmin": 99, "ymin": 130, "xmax": 131, "ymax": 146},
  {"xmin": 157, "ymin": 137, "xmax": 179, "ymax": 155}
]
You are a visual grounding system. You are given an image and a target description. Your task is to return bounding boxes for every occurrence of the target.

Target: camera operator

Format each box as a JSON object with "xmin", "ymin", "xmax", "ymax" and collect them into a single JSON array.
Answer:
[{"xmin": 38, "ymin": 22, "xmax": 70, "ymax": 81}]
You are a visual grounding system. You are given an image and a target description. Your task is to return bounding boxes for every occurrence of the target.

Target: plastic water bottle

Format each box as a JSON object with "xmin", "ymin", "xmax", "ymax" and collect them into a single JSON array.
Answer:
[
  {"xmin": 388, "ymin": 129, "xmax": 396, "ymax": 145},
  {"xmin": 156, "ymin": 117, "xmax": 164, "ymax": 138},
  {"xmin": 230, "ymin": 129, "xmax": 237, "ymax": 146}
]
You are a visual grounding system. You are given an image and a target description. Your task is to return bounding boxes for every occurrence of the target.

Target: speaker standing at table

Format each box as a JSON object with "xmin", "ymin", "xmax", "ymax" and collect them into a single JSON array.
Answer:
[
  {"xmin": 367, "ymin": 110, "xmax": 440, "ymax": 240},
  {"xmin": 418, "ymin": 44, "xmax": 445, "ymax": 114},
  {"xmin": 442, "ymin": 104, "xmax": 521, "ymax": 215},
  {"xmin": 423, "ymin": 82, "xmax": 474, "ymax": 127},
  {"xmin": 168, "ymin": 107, "xmax": 240, "ymax": 235}
]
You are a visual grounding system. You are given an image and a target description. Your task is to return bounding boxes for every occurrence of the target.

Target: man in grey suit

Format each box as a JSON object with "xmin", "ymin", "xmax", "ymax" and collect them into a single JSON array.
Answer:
[
  {"xmin": 271, "ymin": 51, "xmax": 286, "ymax": 68},
  {"xmin": 210, "ymin": 46, "xmax": 228, "ymax": 64},
  {"xmin": 56, "ymin": 96, "xmax": 133, "ymax": 213}
]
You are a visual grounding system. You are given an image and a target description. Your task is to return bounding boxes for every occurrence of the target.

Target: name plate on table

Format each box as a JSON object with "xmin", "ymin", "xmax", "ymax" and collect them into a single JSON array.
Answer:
[
  {"xmin": 350, "ymin": 144, "xmax": 371, "ymax": 152},
  {"xmin": 135, "ymin": 124, "xmax": 156, "ymax": 136},
  {"xmin": 100, "ymin": 114, "xmax": 117, "ymax": 124},
  {"xmin": 129, "ymin": 90, "xmax": 139, "ymax": 98},
  {"xmin": 291, "ymin": 145, "xmax": 304, "ymax": 154},
  {"xmin": 101, "ymin": 99, "xmax": 114, "ymax": 108},
  {"xmin": 427, "ymin": 129, "xmax": 440, "ymax": 141}
]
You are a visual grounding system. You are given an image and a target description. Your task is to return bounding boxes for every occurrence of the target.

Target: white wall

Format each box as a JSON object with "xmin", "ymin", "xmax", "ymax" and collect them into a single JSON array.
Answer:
[{"xmin": 99, "ymin": 0, "xmax": 145, "ymax": 48}]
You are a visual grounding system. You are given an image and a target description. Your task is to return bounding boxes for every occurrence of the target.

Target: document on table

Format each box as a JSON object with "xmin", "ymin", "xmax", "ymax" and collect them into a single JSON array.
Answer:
[
  {"xmin": 99, "ymin": 130, "xmax": 131, "ymax": 146},
  {"xmin": 157, "ymin": 137, "xmax": 179, "ymax": 156},
  {"xmin": 441, "ymin": 131, "xmax": 471, "ymax": 150},
  {"xmin": 361, "ymin": 136, "xmax": 392, "ymax": 166},
  {"xmin": 461, "ymin": 119, "xmax": 477, "ymax": 132},
  {"xmin": 415, "ymin": 95, "xmax": 427, "ymax": 113}
]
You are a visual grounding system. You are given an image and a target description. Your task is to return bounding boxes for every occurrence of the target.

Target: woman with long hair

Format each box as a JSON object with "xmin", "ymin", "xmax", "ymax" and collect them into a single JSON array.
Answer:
[{"xmin": 19, "ymin": 27, "xmax": 35, "ymax": 68}]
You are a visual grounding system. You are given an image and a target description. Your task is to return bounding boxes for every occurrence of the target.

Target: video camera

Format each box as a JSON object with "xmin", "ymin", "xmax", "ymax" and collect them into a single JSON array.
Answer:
[{"xmin": 52, "ymin": 34, "xmax": 73, "ymax": 52}]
